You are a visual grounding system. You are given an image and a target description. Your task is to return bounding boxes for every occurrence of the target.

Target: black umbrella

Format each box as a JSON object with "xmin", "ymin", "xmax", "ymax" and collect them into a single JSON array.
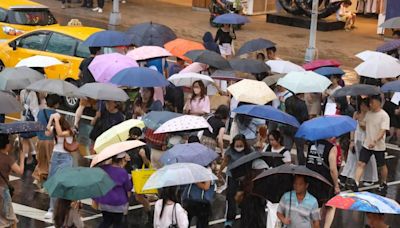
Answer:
[
  {"xmin": 252, "ymin": 164, "xmax": 332, "ymax": 206},
  {"xmin": 0, "ymin": 121, "xmax": 46, "ymax": 134},
  {"xmin": 332, "ymin": 84, "xmax": 381, "ymax": 98},
  {"xmin": 127, "ymin": 22, "xmax": 177, "ymax": 47},
  {"xmin": 0, "ymin": 91, "xmax": 22, "ymax": 114},
  {"xmin": 184, "ymin": 50, "xmax": 231, "ymax": 70},
  {"xmin": 228, "ymin": 152, "xmax": 283, "ymax": 179},
  {"xmin": 236, "ymin": 38, "xmax": 276, "ymax": 56},
  {"xmin": 229, "ymin": 58, "xmax": 271, "ymax": 74}
]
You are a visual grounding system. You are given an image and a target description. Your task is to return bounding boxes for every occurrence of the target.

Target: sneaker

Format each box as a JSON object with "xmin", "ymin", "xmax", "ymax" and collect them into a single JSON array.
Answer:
[
  {"xmin": 92, "ymin": 7, "xmax": 99, "ymax": 11},
  {"xmin": 362, "ymin": 181, "xmax": 374, "ymax": 187},
  {"xmin": 378, "ymin": 183, "xmax": 388, "ymax": 196},
  {"xmin": 350, "ymin": 183, "xmax": 359, "ymax": 192},
  {"xmin": 98, "ymin": 8, "xmax": 103, "ymax": 13},
  {"xmin": 224, "ymin": 220, "xmax": 233, "ymax": 228},
  {"xmin": 122, "ymin": 0, "xmax": 126, "ymax": 3},
  {"xmin": 44, "ymin": 211, "xmax": 53, "ymax": 219}
]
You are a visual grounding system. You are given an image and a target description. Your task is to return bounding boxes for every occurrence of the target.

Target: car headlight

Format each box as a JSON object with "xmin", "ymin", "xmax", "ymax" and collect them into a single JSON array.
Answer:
[{"xmin": 2, "ymin": 26, "xmax": 24, "ymax": 36}]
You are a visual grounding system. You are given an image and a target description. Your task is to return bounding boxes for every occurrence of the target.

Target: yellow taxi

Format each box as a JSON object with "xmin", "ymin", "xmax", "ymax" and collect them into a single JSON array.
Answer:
[{"xmin": 0, "ymin": 0, "xmax": 58, "ymax": 40}]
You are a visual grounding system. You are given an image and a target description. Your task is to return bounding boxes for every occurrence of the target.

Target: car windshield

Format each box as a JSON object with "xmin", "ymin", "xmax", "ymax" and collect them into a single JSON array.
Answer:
[{"xmin": 8, "ymin": 9, "xmax": 57, "ymax": 26}]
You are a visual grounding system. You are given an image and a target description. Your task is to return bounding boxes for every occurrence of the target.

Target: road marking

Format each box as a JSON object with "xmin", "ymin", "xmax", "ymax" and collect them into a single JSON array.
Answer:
[
  {"xmin": 13, "ymin": 203, "xmax": 52, "ymax": 224},
  {"xmin": 9, "ymin": 175, "xmax": 20, "ymax": 182},
  {"xmin": 343, "ymin": 179, "xmax": 400, "ymax": 193},
  {"xmin": 387, "ymin": 143, "xmax": 400, "ymax": 151},
  {"xmin": 190, "ymin": 215, "xmax": 241, "ymax": 228}
]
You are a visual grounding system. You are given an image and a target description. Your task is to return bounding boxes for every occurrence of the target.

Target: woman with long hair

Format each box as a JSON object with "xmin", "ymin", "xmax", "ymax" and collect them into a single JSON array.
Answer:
[
  {"xmin": 154, "ymin": 186, "xmax": 188, "ymax": 228},
  {"xmin": 266, "ymin": 130, "xmax": 291, "ymax": 165},
  {"xmin": 133, "ymin": 87, "xmax": 163, "ymax": 119},
  {"xmin": 54, "ymin": 199, "xmax": 83, "ymax": 228},
  {"xmin": 184, "ymin": 80, "xmax": 210, "ymax": 116}
]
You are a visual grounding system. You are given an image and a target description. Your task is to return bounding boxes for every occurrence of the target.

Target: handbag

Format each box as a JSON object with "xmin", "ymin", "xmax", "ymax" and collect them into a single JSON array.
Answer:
[
  {"xmin": 20, "ymin": 92, "xmax": 37, "ymax": 138},
  {"xmin": 131, "ymin": 164, "xmax": 158, "ymax": 194},
  {"xmin": 0, "ymin": 170, "xmax": 14, "ymax": 197},
  {"xmin": 63, "ymin": 136, "xmax": 79, "ymax": 153},
  {"xmin": 168, "ymin": 204, "xmax": 178, "ymax": 228}
]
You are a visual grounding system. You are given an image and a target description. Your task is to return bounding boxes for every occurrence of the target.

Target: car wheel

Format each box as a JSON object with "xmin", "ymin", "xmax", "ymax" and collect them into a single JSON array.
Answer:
[{"xmin": 63, "ymin": 79, "xmax": 80, "ymax": 111}]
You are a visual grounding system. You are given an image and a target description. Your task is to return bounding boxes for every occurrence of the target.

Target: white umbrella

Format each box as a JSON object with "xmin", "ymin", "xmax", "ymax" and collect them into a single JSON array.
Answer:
[
  {"xmin": 277, "ymin": 71, "xmax": 332, "ymax": 94},
  {"xmin": 266, "ymin": 60, "xmax": 304, "ymax": 74},
  {"xmin": 355, "ymin": 50, "xmax": 398, "ymax": 62},
  {"xmin": 355, "ymin": 57, "xmax": 400, "ymax": 79},
  {"xmin": 180, "ymin": 62, "xmax": 208, "ymax": 73},
  {"xmin": 16, "ymin": 55, "xmax": 63, "ymax": 68},
  {"xmin": 78, "ymin": 83, "xmax": 129, "ymax": 101},
  {"xmin": 26, "ymin": 79, "xmax": 79, "ymax": 97},
  {"xmin": 154, "ymin": 115, "xmax": 212, "ymax": 134},
  {"xmin": 227, "ymin": 79, "xmax": 277, "ymax": 105},
  {"xmin": 168, "ymin": 73, "xmax": 214, "ymax": 87},
  {"xmin": 142, "ymin": 163, "xmax": 218, "ymax": 190}
]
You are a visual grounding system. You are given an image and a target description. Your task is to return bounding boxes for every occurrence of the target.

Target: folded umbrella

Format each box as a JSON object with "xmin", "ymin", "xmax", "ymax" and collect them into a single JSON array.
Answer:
[
  {"xmin": 277, "ymin": 71, "xmax": 332, "ymax": 94},
  {"xmin": 154, "ymin": 115, "xmax": 212, "ymax": 134},
  {"xmin": 164, "ymin": 38, "xmax": 205, "ymax": 61},
  {"xmin": 262, "ymin": 73, "xmax": 285, "ymax": 86},
  {"xmin": 236, "ymin": 38, "xmax": 276, "ymax": 56},
  {"xmin": 180, "ymin": 62, "xmax": 208, "ymax": 74},
  {"xmin": 142, "ymin": 111, "xmax": 183, "ymax": 130},
  {"xmin": 160, "ymin": 143, "xmax": 218, "ymax": 166},
  {"xmin": 126, "ymin": 46, "xmax": 172, "ymax": 61},
  {"xmin": 314, "ymin": 67, "xmax": 345, "ymax": 77},
  {"xmin": 381, "ymin": 80, "xmax": 400, "ymax": 93},
  {"xmin": 110, "ymin": 67, "xmax": 169, "ymax": 87},
  {"xmin": 83, "ymin": 30, "xmax": 133, "ymax": 47},
  {"xmin": 229, "ymin": 58, "xmax": 271, "ymax": 74},
  {"xmin": 376, "ymin": 40, "xmax": 400, "ymax": 53},
  {"xmin": 356, "ymin": 50, "xmax": 398, "ymax": 62},
  {"xmin": 303, "ymin": 59, "xmax": 341, "ymax": 71},
  {"xmin": 379, "ymin": 17, "xmax": 400, "ymax": 29},
  {"xmin": 26, "ymin": 79, "xmax": 79, "ymax": 97},
  {"xmin": 168, "ymin": 73, "xmax": 214, "ymax": 87},
  {"xmin": 332, "ymin": 84, "xmax": 381, "ymax": 97},
  {"xmin": 78, "ymin": 82, "xmax": 129, "ymax": 101},
  {"xmin": 0, "ymin": 121, "xmax": 46, "ymax": 134},
  {"xmin": 16, "ymin": 56, "xmax": 63, "ymax": 68},
  {"xmin": 0, "ymin": 91, "xmax": 22, "ymax": 114},
  {"xmin": 213, "ymin": 13, "xmax": 250, "ymax": 25},
  {"xmin": 185, "ymin": 50, "xmax": 231, "ymax": 70},
  {"xmin": 355, "ymin": 57, "xmax": 400, "ymax": 79},
  {"xmin": 0, "ymin": 67, "xmax": 44, "ymax": 90},
  {"xmin": 89, "ymin": 53, "xmax": 138, "ymax": 83},
  {"xmin": 227, "ymin": 79, "xmax": 277, "ymax": 105},
  {"xmin": 266, "ymin": 60, "xmax": 304, "ymax": 74},
  {"xmin": 127, "ymin": 22, "xmax": 177, "ymax": 47}
]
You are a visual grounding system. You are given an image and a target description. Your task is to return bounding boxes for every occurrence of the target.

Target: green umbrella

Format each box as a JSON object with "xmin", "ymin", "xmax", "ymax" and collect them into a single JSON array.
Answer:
[{"xmin": 43, "ymin": 167, "xmax": 115, "ymax": 200}]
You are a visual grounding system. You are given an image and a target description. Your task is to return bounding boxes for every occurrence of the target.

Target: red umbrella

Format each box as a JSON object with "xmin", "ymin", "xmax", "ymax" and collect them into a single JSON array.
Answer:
[{"xmin": 303, "ymin": 59, "xmax": 341, "ymax": 71}]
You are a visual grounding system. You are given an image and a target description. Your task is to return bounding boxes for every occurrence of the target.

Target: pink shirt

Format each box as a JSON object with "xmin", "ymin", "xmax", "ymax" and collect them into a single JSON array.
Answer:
[
  {"xmin": 185, "ymin": 96, "xmax": 210, "ymax": 114},
  {"xmin": 153, "ymin": 87, "xmax": 164, "ymax": 105}
]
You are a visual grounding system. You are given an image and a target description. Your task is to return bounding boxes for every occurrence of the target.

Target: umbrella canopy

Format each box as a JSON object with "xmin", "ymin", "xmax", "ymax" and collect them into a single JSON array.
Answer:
[
  {"xmin": 233, "ymin": 105, "xmax": 300, "ymax": 127},
  {"xmin": 89, "ymin": 53, "xmax": 138, "ymax": 83},
  {"xmin": 0, "ymin": 67, "xmax": 44, "ymax": 90},
  {"xmin": 83, "ymin": 30, "xmax": 133, "ymax": 47},
  {"xmin": 164, "ymin": 38, "xmax": 205, "ymax": 61},
  {"xmin": 126, "ymin": 46, "xmax": 172, "ymax": 61},
  {"xmin": 154, "ymin": 115, "xmax": 212, "ymax": 134},
  {"xmin": 356, "ymin": 50, "xmax": 398, "ymax": 62},
  {"xmin": 168, "ymin": 73, "xmax": 214, "ymax": 87},
  {"xmin": 185, "ymin": 50, "xmax": 231, "ymax": 69},
  {"xmin": 266, "ymin": 60, "xmax": 304, "ymax": 74},
  {"xmin": 180, "ymin": 62, "xmax": 208, "ymax": 74},
  {"xmin": 94, "ymin": 119, "xmax": 145, "ymax": 153},
  {"xmin": 303, "ymin": 59, "xmax": 341, "ymax": 71},
  {"xmin": 379, "ymin": 17, "xmax": 400, "ymax": 29},
  {"xmin": 229, "ymin": 58, "xmax": 271, "ymax": 74},
  {"xmin": 43, "ymin": 167, "xmax": 115, "ymax": 200},
  {"xmin": 143, "ymin": 163, "xmax": 218, "ymax": 190},
  {"xmin": 227, "ymin": 79, "xmax": 277, "ymax": 105},
  {"xmin": 314, "ymin": 67, "xmax": 345, "ymax": 77},
  {"xmin": 262, "ymin": 73, "xmax": 285, "ymax": 86},
  {"xmin": 277, "ymin": 71, "xmax": 331, "ymax": 94},
  {"xmin": 160, "ymin": 143, "xmax": 219, "ymax": 166},
  {"xmin": 228, "ymin": 152, "xmax": 284, "ymax": 178},
  {"xmin": 0, "ymin": 91, "xmax": 22, "ymax": 114},
  {"xmin": 236, "ymin": 38, "xmax": 276, "ymax": 56},
  {"xmin": 78, "ymin": 83, "xmax": 129, "ymax": 101},
  {"xmin": 253, "ymin": 164, "xmax": 332, "ymax": 204},
  {"xmin": 355, "ymin": 57, "xmax": 400, "ymax": 79},
  {"xmin": 91, "ymin": 140, "xmax": 146, "ymax": 167},
  {"xmin": 0, "ymin": 121, "xmax": 45, "ymax": 134},
  {"xmin": 326, "ymin": 191, "xmax": 400, "ymax": 214},
  {"xmin": 15, "ymin": 55, "xmax": 63, "ymax": 68},
  {"xmin": 210, "ymin": 70, "xmax": 241, "ymax": 81},
  {"xmin": 26, "ymin": 79, "xmax": 79, "ymax": 97},
  {"xmin": 213, "ymin": 13, "xmax": 250, "ymax": 25},
  {"xmin": 381, "ymin": 80, "xmax": 400, "ymax": 93},
  {"xmin": 295, "ymin": 115, "xmax": 357, "ymax": 141},
  {"xmin": 142, "ymin": 111, "xmax": 183, "ymax": 130},
  {"xmin": 376, "ymin": 39, "xmax": 400, "ymax": 53},
  {"xmin": 332, "ymin": 84, "xmax": 381, "ymax": 97},
  {"xmin": 110, "ymin": 67, "xmax": 169, "ymax": 87},
  {"xmin": 127, "ymin": 22, "xmax": 177, "ymax": 47}
]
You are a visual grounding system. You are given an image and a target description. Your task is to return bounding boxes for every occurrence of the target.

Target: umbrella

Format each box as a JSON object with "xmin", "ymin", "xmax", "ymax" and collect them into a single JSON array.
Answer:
[
  {"xmin": 160, "ymin": 143, "xmax": 218, "ymax": 166},
  {"xmin": 314, "ymin": 67, "xmax": 345, "ymax": 77},
  {"xmin": 303, "ymin": 59, "xmax": 341, "ymax": 71},
  {"xmin": 232, "ymin": 105, "xmax": 300, "ymax": 127},
  {"xmin": 376, "ymin": 40, "xmax": 400, "ymax": 53},
  {"xmin": 0, "ymin": 67, "xmax": 45, "ymax": 90},
  {"xmin": 229, "ymin": 58, "xmax": 271, "ymax": 74},
  {"xmin": 154, "ymin": 115, "xmax": 212, "ymax": 134},
  {"xmin": 0, "ymin": 91, "xmax": 22, "ymax": 114},
  {"xmin": 94, "ymin": 119, "xmax": 145, "ymax": 153},
  {"xmin": 164, "ymin": 38, "xmax": 205, "ymax": 61},
  {"xmin": 0, "ymin": 121, "xmax": 45, "ymax": 134},
  {"xmin": 43, "ymin": 167, "xmax": 116, "ymax": 200},
  {"xmin": 381, "ymin": 80, "xmax": 400, "ymax": 93},
  {"xmin": 89, "ymin": 53, "xmax": 138, "ymax": 83},
  {"xmin": 228, "ymin": 152, "xmax": 284, "ymax": 178},
  {"xmin": 127, "ymin": 22, "xmax": 177, "ymax": 47},
  {"xmin": 236, "ymin": 38, "xmax": 276, "ymax": 56},
  {"xmin": 142, "ymin": 111, "xmax": 183, "ymax": 130},
  {"xmin": 356, "ymin": 50, "xmax": 398, "ymax": 62},
  {"xmin": 185, "ymin": 50, "xmax": 231, "ymax": 69},
  {"xmin": 379, "ymin": 17, "xmax": 400, "ymax": 29},
  {"xmin": 15, "ymin": 56, "xmax": 63, "ymax": 68},
  {"xmin": 295, "ymin": 115, "xmax": 357, "ymax": 141},
  {"xmin": 210, "ymin": 70, "xmax": 241, "ymax": 81},
  {"xmin": 213, "ymin": 13, "xmax": 250, "ymax": 25},
  {"xmin": 110, "ymin": 67, "xmax": 169, "ymax": 87},
  {"xmin": 83, "ymin": 30, "xmax": 133, "ymax": 47},
  {"xmin": 142, "ymin": 163, "xmax": 218, "ymax": 190},
  {"xmin": 77, "ymin": 83, "xmax": 129, "ymax": 101},
  {"xmin": 91, "ymin": 140, "xmax": 146, "ymax": 167},
  {"xmin": 355, "ymin": 57, "xmax": 400, "ymax": 79},
  {"xmin": 326, "ymin": 191, "xmax": 400, "ymax": 214},
  {"xmin": 26, "ymin": 79, "xmax": 79, "ymax": 97},
  {"xmin": 252, "ymin": 164, "xmax": 332, "ymax": 204},
  {"xmin": 126, "ymin": 46, "xmax": 172, "ymax": 61},
  {"xmin": 227, "ymin": 79, "xmax": 277, "ymax": 105},
  {"xmin": 277, "ymin": 71, "xmax": 332, "ymax": 94},
  {"xmin": 332, "ymin": 84, "xmax": 381, "ymax": 97},
  {"xmin": 262, "ymin": 73, "xmax": 285, "ymax": 86},
  {"xmin": 266, "ymin": 60, "xmax": 304, "ymax": 74},
  {"xmin": 180, "ymin": 62, "xmax": 208, "ymax": 74},
  {"xmin": 168, "ymin": 73, "xmax": 214, "ymax": 87}
]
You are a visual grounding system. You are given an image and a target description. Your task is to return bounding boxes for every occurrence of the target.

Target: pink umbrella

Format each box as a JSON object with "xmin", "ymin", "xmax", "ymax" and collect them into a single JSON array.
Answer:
[
  {"xmin": 303, "ymin": 59, "xmax": 341, "ymax": 71},
  {"xmin": 126, "ymin": 46, "xmax": 172, "ymax": 61},
  {"xmin": 89, "ymin": 53, "xmax": 138, "ymax": 83},
  {"xmin": 180, "ymin": 62, "xmax": 208, "ymax": 73},
  {"xmin": 154, "ymin": 115, "xmax": 212, "ymax": 134},
  {"xmin": 90, "ymin": 140, "xmax": 146, "ymax": 167}
]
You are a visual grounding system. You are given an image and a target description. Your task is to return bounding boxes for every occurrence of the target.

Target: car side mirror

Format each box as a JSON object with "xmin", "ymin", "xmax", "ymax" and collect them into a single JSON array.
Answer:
[{"xmin": 8, "ymin": 41, "xmax": 17, "ymax": 51}]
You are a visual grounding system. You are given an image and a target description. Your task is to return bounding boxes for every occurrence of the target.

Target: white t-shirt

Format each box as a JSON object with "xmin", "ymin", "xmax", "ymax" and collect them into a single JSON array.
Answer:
[
  {"xmin": 153, "ymin": 200, "xmax": 189, "ymax": 228},
  {"xmin": 363, "ymin": 109, "xmax": 390, "ymax": 151},
  {"xmin": 326, "ymin": 85, "xmax": 342, "ymax": 104},
  {"xmin": 271, "ymin": 147, "xmax": 291, "ymax": 163},
  {"xmin": 53, "ymin": 136, "xmax": 74, "ymax": 153}
]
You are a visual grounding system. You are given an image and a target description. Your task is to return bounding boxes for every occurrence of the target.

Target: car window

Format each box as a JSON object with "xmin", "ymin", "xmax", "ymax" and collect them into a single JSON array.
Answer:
[
  {"xmin": 7, "ymin": 9, "xmax": 57, "ymax": 25},
  {"xmin": 0, "ymin": 8, "xmax": 6, "ymax": 22},
  {"xmin": 45, "ymin": 33, "xmax": 77, "ymax": 56},
  {"xmin": 76, "ymin": 41, "xmax": 90, "ymax": 58},
  {"xmin": 17, "ymin": 32, "xmax": 49, "ymax": 50}
]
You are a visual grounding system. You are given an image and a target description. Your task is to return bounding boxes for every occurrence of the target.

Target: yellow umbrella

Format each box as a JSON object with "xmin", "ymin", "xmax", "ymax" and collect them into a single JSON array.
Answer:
[
  {"xmin": 227, "ymin": 79, "xmax": 277, "ymax": 105},
  {"xmin": 94, "ymin": 119, "xmax": 145, "ymax": 153}
]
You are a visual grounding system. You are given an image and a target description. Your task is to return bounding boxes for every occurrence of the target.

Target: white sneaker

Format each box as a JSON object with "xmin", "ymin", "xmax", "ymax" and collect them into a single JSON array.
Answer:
[
  {"xmin": 98, "ymin": 8, "xmax": 103, "ymax": 13},
  {"xmin": 121, "ymin": 0, "xmax": 126, "ymax": 3},
  {"xmin": 92, "ymin": 7, "xmax": 99, "ymax": 11},
  {"xmin": 44, "ymin": 211, "xmax": 53, "ymax": 220}
]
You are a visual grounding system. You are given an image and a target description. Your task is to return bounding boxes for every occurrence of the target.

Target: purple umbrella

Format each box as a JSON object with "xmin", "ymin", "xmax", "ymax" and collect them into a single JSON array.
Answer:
[
  {"xmin": 89, "ymin": 53, "xmax": 138, "ymax": 83},
  {"xmin": 376, "ymin": 39, "xmax": 400, "ymax": 53}
]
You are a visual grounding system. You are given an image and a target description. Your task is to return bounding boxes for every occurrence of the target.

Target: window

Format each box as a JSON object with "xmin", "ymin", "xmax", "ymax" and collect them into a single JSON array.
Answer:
[
  {"xmin": 17, "ymin": 32, "xmax": 49, "ymax": 50},
  {"xmin": 0, "ymin": 8, "xmax": 7, "ymax": 22},
  {"xmin": 45, "ymin": 33, "xmax": 77, "ymax": 56},
  {"xmin": 75, "ymin": 41, "xmax": 90, "ymax": 58},
  {"xmin": 7, "ymin": 9, "xmax": 57, "ymax": 25}
]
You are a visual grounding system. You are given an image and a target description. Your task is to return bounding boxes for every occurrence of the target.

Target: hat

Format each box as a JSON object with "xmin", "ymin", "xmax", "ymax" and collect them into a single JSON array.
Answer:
[
  {"xmin": 252, "ymin": 159, "xmax": 269, "ymax": 170},
  {"xmin": 116, "ymin": 152, "xmax": 128, "ymax": 159}
]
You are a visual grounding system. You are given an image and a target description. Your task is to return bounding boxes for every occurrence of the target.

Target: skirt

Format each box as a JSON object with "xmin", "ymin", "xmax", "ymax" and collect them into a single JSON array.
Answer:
[
  {"xmin": 0, "ymin": 186, "xmax": 18, "ymax": 228},
  {"xmin": 32, "ymin": 140, "xmax": 54, "ymax": 182}
]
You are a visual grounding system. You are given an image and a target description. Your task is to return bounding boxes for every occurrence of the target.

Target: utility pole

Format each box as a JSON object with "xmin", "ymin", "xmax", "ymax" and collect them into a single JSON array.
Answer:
[
  {"xmin": 109, "ymin": 0, "xmax": 121, "ymax": 30},
  {"xmin": 304, "ymin": 0, "xmax": 319, "ymax": 62}
]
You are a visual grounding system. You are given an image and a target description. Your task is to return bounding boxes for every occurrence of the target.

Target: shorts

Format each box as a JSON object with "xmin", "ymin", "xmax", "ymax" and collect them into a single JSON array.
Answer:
[{"xmin": 359, "ymin": 147, "xmax": 386, "ymax": 167}]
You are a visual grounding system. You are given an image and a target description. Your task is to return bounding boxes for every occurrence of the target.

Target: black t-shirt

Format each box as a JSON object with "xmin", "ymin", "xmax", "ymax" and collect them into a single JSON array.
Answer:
[
  {"xmin": 215, "ymin": 28, "xmax": 234, "ymax": 45},
  {"xmin": 203, "ymin": 116, "xmax": 225, "ymax": 138},
  {"xmin": 125, "ymin": 138, "xmax": 151, "ymax": 173},
  {"xmin": 79, "ymin": 57, "xmax": 95, "ymax": 85},
  {"xmin": 306, "ymin": 140, "xmax": 334, "ymax": 183},
  {"xmin": 285, "ymin": 95, "xmax": 308, "ymax": 124}
]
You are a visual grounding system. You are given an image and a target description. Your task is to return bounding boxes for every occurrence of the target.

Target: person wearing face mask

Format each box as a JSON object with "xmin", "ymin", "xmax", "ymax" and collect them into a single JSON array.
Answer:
[{"xmin": 184, "ymin": 81, "xmax": 211, "ymax": 116}]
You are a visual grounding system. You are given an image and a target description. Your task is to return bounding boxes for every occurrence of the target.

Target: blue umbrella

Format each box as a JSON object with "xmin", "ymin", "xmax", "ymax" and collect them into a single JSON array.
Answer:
[
  {"xmin": 232, "ymin": 105, "xmax": 300, "ymax": 128},
  {"xmin": 110, "ymin": 67, "xmax": 169, "ymax": 87},
  {"xmin": 0, "ymin": 121, "xmax": 46, "ymax": 134},
  {"xmin": 142, "ymin": 111, "xmax": 183, "ymax": 130},
  {"xmin": 83, "ymin": 30, "xmax": 133, "ymax": 47},
  {"xmin": 376, "ymin": 39, "xmax": 400, "ymax": 53},
  {"xmin": 295, "ymin": 115, "xmax": 357, "ymax": 141},
  {"xmin": 381, "ymin": 80, "xmax": 400, "ymax": 92},
  {"xmin": 160, "ymin": 143, "xmax": 218, "ymax": 166},
  {"xmin": 213, "ymin": 13, "xmax": 250, "ymax": 25},
  {"xmin": 314, "ymin": 67, "xmax": 345, "ymax": 77}
]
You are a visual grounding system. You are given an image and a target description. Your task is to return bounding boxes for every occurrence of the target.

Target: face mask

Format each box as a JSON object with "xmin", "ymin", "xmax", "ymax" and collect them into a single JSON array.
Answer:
[
  {"xmin": 193, "ymin": 88, "xmax": 201, "ymax": 95},
  {"xmin": 235, "ymin": 147, "xmax": 244, "ymax": 152}
]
